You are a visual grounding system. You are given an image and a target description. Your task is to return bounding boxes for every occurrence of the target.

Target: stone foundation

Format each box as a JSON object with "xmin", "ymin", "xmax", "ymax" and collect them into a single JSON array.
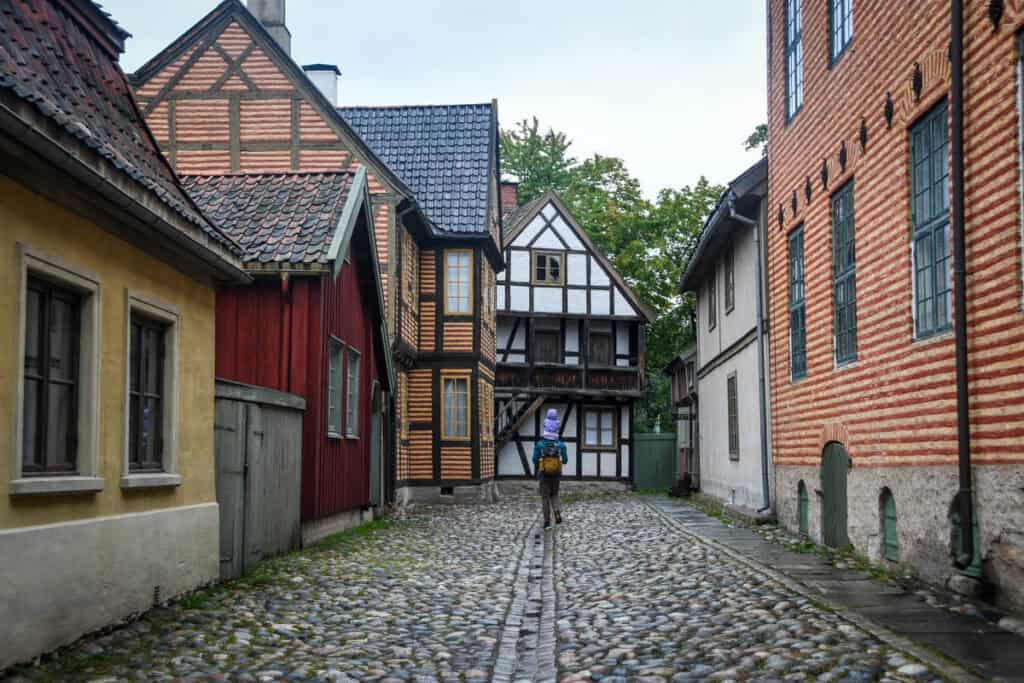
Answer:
[
  {"xmin": 301, "ymin": 507, "xmax": 375, "ymax": 546},
  {"xmin": 775, "ymin": 463, "xmax": 1024, "ymax": 612},
  {"xmin": 395, "ymin": 480, "xmax": 501, "ymax": 506}
]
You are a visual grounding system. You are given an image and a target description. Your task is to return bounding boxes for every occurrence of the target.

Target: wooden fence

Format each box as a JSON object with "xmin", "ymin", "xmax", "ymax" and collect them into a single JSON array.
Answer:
[
  {"xmin": 632, "ymin": 433, "xmax": 678, "ymax": 491},
  {"xmin": 214, "ymin": 380, "xmax": 305, "ymax": 579}
]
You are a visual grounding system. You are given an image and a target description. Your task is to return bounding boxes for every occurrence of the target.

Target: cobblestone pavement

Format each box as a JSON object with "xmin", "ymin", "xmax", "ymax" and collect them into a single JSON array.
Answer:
[{"xmin": 4, "ymin": 494, "xmax": 946, "ymax": 682}]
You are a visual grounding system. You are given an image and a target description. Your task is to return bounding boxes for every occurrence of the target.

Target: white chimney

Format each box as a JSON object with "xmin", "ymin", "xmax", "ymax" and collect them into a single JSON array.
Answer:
[
  {"xmin": 247, "ymin": 0, "xmax": 291, "ymax": 55},
  {"xmin": 303, "ymin": 64, "xmax": 341, "ymax": 106}
]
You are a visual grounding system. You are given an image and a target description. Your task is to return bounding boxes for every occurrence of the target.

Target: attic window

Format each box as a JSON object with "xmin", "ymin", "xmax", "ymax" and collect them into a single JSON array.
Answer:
[{"xmin": 532, "ymin": 251, "xmax": 563, "ymax": 286}]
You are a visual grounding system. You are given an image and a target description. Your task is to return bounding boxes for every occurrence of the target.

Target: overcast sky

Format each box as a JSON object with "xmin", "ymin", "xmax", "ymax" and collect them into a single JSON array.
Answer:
[{"xmin": 106, "ymin": 0, "xmax": 767, "ymax": 198}]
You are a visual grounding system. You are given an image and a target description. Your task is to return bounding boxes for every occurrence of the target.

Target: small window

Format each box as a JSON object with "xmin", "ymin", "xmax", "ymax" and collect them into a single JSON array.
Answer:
[
  {"xmin": 534, "ymin": 329, "xmax": 562, "ymax": 364},
  {"xmin": 789, "ymin": 227, "xmax": 807, "ymax": 379},
  {"xmin": 128, "ymin": 313, "xmax": 167, "ymax": 472},
  {"xmin": 589, "ymin": 331, "xmax": 613, "ymax": 365},
  {"xmin": 584, "ymin": 408, "xmax": 616, "ymax": 449},
  {"xmin": 346, "ymin": 348, "xmax": 360, "ymax": 437},
  {"xmin": 832, "ymin": 182, "xmax": 857, "ymax": 364},
  {"xmin": 727, "ymin": 373, "xmax": 739, "ymax": 460},
  {"xmin": 22, "ymin": 276, "xmax": 81, "ymax": 475},
  {"xmin": 785, "ymin": 0, "xmax": 804, "ymax": 120},
  {"xmin": 532, "ymin": 250, "xmax": 564, "ymax": 285},
  {"xmin": 328, "ymin": 339, "xmax": 343, "ymax": 436},
  {"xmin": 911, "ymin": 102, "xmax": 951, "ymax": 339},
  {"xmin": 724, "ymin": 246, "xmax": 735, "ymax": 313},
  {"xmin": 445, "ymin": 250, "xmax": 472, "ymax": 315},
  {"xmin": 708, "ymin": 275, "xmax": 717, "ymax": 331},
  {"xmin": 442, "ymin": 374, "xmax": 470, "ymax": 440},
  {"xmin": 829, "ymin": 0, "xmax": 853, "ymax": 63}
]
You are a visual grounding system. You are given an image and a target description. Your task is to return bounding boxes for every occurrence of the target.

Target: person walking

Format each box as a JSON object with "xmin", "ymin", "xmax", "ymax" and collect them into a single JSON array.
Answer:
[{"xmin": 533, "ymin": 408, "xmax": 568, "ymax": 530}]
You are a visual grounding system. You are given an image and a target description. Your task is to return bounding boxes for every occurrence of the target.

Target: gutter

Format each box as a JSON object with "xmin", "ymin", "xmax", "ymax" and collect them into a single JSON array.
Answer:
[
  {"xmin": 950, "ymin": 0, "xmax": 975, "ymax": 569},
  {"xmin": 728, "ymin": 195, "xmax": 772, "ymax": 514}
]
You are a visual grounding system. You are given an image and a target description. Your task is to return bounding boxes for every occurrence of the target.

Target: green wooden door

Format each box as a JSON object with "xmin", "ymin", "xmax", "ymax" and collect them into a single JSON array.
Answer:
[
  {"xmin": 821, "ymin": 443, "xmax": 849, "ymax": 548},
  {"xmin": 798, "ymin": 481, "xmax": 809, "ymax": 536},
  {"xmin": 882, "ymin": 490, "xmax": 899, "ymax": 561},
  {"xmin": 633, "ymin": 434, "xmax": 678, "ymax": 490}
]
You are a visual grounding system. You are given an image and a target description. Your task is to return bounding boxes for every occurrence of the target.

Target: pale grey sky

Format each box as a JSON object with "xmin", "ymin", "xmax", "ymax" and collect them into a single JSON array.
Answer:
[{"xmin": 106, "ymin": 0, "xmax": 767, "ymax": 198}]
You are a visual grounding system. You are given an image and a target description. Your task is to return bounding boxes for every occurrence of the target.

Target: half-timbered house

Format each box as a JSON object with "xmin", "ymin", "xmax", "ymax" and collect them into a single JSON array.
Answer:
[
  {"xmin": 495, "ymin": 190, "xmax": 653, "ymax": 483},
  {"xmin": 131, "ymin": 0, "xmax": 503, "ymax": 507}
]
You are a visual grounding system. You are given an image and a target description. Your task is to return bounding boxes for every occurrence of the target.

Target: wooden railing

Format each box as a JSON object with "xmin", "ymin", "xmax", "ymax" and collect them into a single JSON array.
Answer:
[{"xmin": 495, "ymin": 364, "xmax": 642, "ymax": 394}]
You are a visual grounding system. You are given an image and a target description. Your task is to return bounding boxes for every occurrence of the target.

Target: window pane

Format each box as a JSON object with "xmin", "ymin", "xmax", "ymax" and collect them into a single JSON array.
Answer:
[
  {"xmin": 22, "ymin": 378, "xmax": 41, "ymax": 470},
  {"xmin": 24, "ymin": 288, "xmax": 42, "ymax": 377},
  {"xmin": 129, "ymin": 392, "xmax": 140, "ymax": 466},
  {"xmin": 590, "ymin": 334, "xmax": 612, "ymax": 365},
  {"xmin": 48, "ymin": 296, "xmax": 76, "ymax": 382},
  {"xmin": 46, "ymin": 383, "xmax": 74, "ymax": 472}
]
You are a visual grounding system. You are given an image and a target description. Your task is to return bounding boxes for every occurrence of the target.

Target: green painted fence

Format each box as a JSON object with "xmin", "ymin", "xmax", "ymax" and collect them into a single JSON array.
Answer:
[{"xmin": 632, "ymin": 433, "xmax": 678, "ymax": 491}]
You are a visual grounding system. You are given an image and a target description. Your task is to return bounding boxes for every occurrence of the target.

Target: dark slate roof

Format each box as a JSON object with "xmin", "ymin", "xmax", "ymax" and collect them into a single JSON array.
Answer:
[
  {"xmin": 339, "ymin": 103, "xmax": 494, "ymax": 234},
  {"xmin": 182, "ymin": 172, "xmax": 354, "ymax": 265},
  {"xmin": 0, "ymin": 0, "xmax": 242, "ymax": 257}
]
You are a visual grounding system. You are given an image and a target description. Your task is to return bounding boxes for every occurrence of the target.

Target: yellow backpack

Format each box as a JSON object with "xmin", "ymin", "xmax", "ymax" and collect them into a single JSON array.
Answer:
[{"xmin": 538, "ymin": 442, "xmax": 563, "ymax": 476}]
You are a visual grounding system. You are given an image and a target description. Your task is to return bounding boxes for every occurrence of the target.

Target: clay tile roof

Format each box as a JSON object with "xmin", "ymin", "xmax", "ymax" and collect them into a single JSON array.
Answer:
[
  {"xmin": 181, "ymin": 172, "xmax": 355, "ymax": 266},
  {"xmin": 339, "ymin": 103, "xmax": 494, "ymax": 235}
]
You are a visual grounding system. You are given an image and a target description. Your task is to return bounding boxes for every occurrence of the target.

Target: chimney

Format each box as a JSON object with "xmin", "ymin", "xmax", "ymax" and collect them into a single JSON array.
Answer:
[
  {"xmin": 303, "ymin": 64, "xmax": 341, "ymax": 106},
  {"xmin": 500, "ymin": 181, "xmax": 519, "ymax": 217},
  {"xmin": 247, "ymin": 0, "xmax": 291, "ymax": 55}
]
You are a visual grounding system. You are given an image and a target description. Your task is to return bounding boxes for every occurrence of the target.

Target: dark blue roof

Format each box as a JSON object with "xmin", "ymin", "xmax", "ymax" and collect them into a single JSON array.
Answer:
[{"xmin": 339, "ymin": 103, "xmax": 494, "ymax": 234}]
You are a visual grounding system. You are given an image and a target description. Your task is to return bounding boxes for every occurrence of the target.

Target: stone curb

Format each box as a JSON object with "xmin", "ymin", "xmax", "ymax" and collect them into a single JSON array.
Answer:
[
  {"xmin": 644, "ymin": 500, "xmax": 983, "ymax": 683},
  {"xmin": 493, "ymin": 516, "xmax": 542, "ymax": 683}
]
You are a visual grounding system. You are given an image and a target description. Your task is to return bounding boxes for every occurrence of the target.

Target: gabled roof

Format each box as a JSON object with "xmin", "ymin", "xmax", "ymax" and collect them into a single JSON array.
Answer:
[
  {"xmin": 182, "ymin": 172, "xmax": 354, "ymax": 267},
  {"xmin": 0, "ymin": 0, "xmax": 246, "ymax": 276},
  {"xmin": 504, "ymin": 190, "xmax": 656, "ymax": 322},
  {"xmin": 679, "ymin": 157, "xmax": 767, "ymax": 294},
  {"xmin": 340, "ymin": 103, "xmax": 497, "ymax": 236},
  {"xmin": 503, "ymin": 194, "xmax": 545, "ymax": 234}
]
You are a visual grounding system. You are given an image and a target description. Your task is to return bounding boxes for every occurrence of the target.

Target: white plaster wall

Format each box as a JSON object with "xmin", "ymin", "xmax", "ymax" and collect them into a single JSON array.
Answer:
[
  {"xmin": 513, "ymin": 215, "xmax": 546, "ymax": 248},
  {"xmin": 565, "ymin": 324, "xmax": 580, "ymax": 352},
  {"xmin": 0, "ymin": 504, "xmax": 218, "ymax": 669},
  {"xmin": 567, "ymin": 254, "xmax": 587, "ymax": 285},
  {"xmin": 510, "ymin": 251, "xmax": 530, "ymax": 282},
  {"xmin": 567, "ymin": 289, "xmax": 586, "ymax": 314},
  {"xmin": 497, "ymin": 318, "xmax": 515, "ymax": 350},
  {"xmin": 722, "ymin": 222, "xmax": 758, "ymax": 345},
  {"xmin": 534, "ymin": 287, "xmax": 562, "ymax": 313},
  {"xmin": 551, "ymin": 215, "xmax": 586, "ymax": 250},
  {"xmin": 497, "ymin": 286, "xmax": 506, "ymax": 310},
  {"xmin": 590, "ymin": 257, "xmax": 610, "ymax": 286},
  {"xmin": 532, "ymin": 227, "xmax": 564, "ymax": 250},
  {"xmin": 590, "ymin": 289, "xmax": 610, "ymax": 315},
  {"xmin": 613, "ymin": 287, "xmax": 636, "ymax": 317},
  {"xmin": 697, "ymin": 341, "xmax": 766, "ymax": 511},
  {"xmin": 510, "ymin": 286, "xmax": 529, "ymax": 311}
]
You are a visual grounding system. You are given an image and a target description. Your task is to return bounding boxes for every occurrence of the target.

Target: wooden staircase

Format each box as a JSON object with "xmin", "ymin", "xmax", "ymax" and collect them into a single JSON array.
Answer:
[{"xmin": 494, "ymin": 394, "xmax": 545, "ymax": 451}]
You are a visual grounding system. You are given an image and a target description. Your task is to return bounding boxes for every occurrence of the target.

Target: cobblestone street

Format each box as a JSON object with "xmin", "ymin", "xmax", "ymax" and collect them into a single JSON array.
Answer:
[{"xmin": 4, "ymin": 495, "xmax": 947, "ymax": 683}]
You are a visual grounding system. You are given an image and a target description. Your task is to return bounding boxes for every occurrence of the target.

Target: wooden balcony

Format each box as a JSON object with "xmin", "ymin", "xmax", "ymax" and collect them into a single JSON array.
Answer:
[{"xmin": 495, "ymin": 363, "xmax": 643, "ymax": 397}]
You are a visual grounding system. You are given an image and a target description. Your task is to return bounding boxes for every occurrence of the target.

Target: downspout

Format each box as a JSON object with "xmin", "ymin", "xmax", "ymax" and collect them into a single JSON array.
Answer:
[
  {"xmin": 728, "ymin": 197, "xmax": 772, "ymax": 513},
  {"xmin": 950, "ymin": 0, "xmax": 975, "ymax": 568},
  {"xmin": 280, "ymin": 272, "xmax": 292, "ymax": 393}
]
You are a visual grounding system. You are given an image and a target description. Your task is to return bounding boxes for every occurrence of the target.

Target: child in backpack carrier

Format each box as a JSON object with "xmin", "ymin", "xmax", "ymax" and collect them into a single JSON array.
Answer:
[{"xmin": 532, "ymin": 408, "xmax": 568, "ymax": 530}]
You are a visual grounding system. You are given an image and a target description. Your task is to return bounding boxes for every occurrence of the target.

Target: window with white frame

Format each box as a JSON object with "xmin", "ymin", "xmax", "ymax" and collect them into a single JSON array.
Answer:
[
  {"xmin": 829, "ymin": 0, "xmax": 853, "ymax": 63},
  {"xmin": 445, "ymin": 250, "xmax": 472, "ymax": 314},
  {"xmin": 13, "ymin": 246, "xmax": 101, "ymax": 495},
  {"xmin": 584, "ymin": 408, "xmax": 616, "ymax": 449},
  {"xmin": 346, "ymin": 347, "xmax": 360, "ymax": 437},
  {"xmin": 328, "ymin": 338, "xmax": 343, "ymax": 436},
  {"xmin": 442, "ymin": 373, "xmax": 470, "ymax": 440}
]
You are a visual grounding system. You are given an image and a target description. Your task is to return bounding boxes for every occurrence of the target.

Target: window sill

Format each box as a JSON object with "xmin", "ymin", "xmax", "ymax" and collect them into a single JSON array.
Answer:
[
  {"xmin": 912, "ymin": 327, "xmax": 953, "ymax": 346},
  {"xmin": 346, "ymin": 434, "xmax": 359, "ymax": 441},
  {"xmin": 9, "ymin": 476, "xmax": 105, "ymax": 496},
  {"xmin": 834, "ymin": 358, "xmax": 858, "ymax": 372},
  {"xmin": 729, "ymin": 454, "xmax": 740, "ymax": 462},
  {"xmin": 327, "ymin": 432, "xmax": 343, "ymax": 440},
  {"xmin": 120, "ymin": 473, "xmax": 182, "ymax": 490}
]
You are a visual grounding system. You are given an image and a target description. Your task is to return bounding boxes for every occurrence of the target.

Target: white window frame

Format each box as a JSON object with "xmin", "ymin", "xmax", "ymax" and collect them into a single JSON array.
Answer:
[
  {"xmin": 444, "ymin": 249, "xmax": 473, "ymax": 315},
  {"xmin": 345, "ymin": 346, "xmax": 360, "ymax": 438},
  {"xmin": 11, "ymin": 245, "xmax": 103, "ymax": 496},
  {"xmin": 121, "ymin": 290, "xmax": 182, "ymax": 489},
  {"xmin": 327, "ymin": 337, "xmax": 344, "ymax": 438},
  {"xmin": 583, "ymin": 407, "xmax": 617, "ymax": 450},
  {"xmin": 441, "ymin": 371, "xmax": 471, "ymax": 441}
]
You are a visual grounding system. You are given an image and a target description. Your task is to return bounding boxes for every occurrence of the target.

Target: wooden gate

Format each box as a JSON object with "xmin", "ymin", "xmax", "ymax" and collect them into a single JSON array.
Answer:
[
  {"xmin": 215, "ymin": 380, "xmax": 305, "ymax": 579},
  {"xmin": 633, "ymin": 433, "xmax": 678, "ymax": 491},
  {"xmin": 821, "ymin": 442, "xmax": 849, "ymax": 548}
]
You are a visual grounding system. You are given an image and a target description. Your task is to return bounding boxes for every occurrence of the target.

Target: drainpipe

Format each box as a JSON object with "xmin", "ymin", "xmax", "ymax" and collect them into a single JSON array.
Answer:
[
  {"xmin": 280, "ymin": 272, "xmax": 292, "ymax": 393},
  {"xmin": 728, "ymin": 197, "xmax": 772, "ymax": 513},
  {"xmin": 950, "ymin": 0, "xmax": 975, "ymax": 568}
]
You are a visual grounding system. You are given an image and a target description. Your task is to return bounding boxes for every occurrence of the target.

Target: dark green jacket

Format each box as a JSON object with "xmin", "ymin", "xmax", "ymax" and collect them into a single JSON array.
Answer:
[{"xmin": 532, "ymin": 438, "xmax": 568, "ymax": 478}]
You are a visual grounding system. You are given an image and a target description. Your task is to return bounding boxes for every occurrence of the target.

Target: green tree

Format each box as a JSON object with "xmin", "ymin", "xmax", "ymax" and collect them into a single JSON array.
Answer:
[
  {"xmin": 500, "ymin": 119, "xmax": 723, "ymax": 432},
  {"xmin": 745, "ymin": 122, "xmax": 768, "ymax": 156}
]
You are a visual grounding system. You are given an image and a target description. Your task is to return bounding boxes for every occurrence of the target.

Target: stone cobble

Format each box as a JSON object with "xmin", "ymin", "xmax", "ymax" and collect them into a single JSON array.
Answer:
[
  {"xmin": 554, "ymin": 497, "xmax": 944, "ymax": 683},
  {"xmin": 3, "ymin": 501, "xmax": 537, "ymax": 683}
]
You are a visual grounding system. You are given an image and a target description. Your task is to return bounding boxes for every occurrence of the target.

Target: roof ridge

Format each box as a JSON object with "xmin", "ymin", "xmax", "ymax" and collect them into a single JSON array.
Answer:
[
  {"xmin": 338, "ymin": 102, "xmax": 493, "ymax": 111},
  {"xmin": 181, "ymin": 170, "xmax": 355, "ymax": 179}
]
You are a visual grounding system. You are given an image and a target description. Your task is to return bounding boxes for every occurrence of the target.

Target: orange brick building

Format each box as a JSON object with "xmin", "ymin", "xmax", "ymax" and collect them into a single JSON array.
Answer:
[{"xmin": 766, "ymin": 0, "xmax": 1024, "ymax": 609}]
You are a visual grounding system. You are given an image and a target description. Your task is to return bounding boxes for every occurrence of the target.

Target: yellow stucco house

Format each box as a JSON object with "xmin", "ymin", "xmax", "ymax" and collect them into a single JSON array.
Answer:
[{"xmin": 0, "ymin": 0, "xmax": 249, "ymax": 667}]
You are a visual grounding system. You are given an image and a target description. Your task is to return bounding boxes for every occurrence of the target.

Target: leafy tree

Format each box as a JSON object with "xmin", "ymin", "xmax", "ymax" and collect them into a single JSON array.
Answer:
[
  {"xmin": 745, "ymin": 123, "xmax": 768, "ymax": 156},
  {"xmin": 500, "ymin": 120, "xmax": 724, "ymax": 432}
]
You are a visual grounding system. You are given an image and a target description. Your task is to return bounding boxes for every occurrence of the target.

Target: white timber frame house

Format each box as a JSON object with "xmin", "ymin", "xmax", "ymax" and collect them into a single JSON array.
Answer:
[{"xmin": 494, "ymin": 191, "xmax": 654, "ymax": 482}]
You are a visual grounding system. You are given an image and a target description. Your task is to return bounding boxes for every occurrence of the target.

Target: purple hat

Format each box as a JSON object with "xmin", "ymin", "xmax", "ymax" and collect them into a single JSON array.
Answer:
[{"xmin": 543, "ymin": 408, "xmax": 560, "ymax": 439}]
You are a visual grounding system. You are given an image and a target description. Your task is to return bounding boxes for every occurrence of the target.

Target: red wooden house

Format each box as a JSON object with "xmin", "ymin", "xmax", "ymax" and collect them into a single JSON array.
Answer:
[{"xmin": 184, "ymin": 168, "xmax": 394, "ymax": 543}]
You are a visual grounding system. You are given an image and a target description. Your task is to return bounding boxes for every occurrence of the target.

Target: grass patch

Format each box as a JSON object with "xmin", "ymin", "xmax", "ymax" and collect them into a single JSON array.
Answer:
[{"xmin": 313, "ymin": 516, "xmax": 395, "ymax": 551}]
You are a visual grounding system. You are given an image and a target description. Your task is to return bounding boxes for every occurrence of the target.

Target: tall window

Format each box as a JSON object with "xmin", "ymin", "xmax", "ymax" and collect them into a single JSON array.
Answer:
[
  {"xmin": 534, "ymin": 328, "xmax": 562, "ymax": 364},
  {"xmin": 707, "ymin": 274, "xmax": 717, "ymax": 331},
  {"xmin": 829, "ymin": 0, "xmax": 853, "ymax": 62},
  {"xmin": 724, "ymin": 245, "xmax": 735, "ymax": 313},
  {"xmin": 832, "ymin": 182, "xmax": 857, "ymax": 364},
  {"xmin": 727, "ymin": 373, "xmax": 739, "ymax": 460},
  {"xmin": 346, "ymin": 348, "xmax": 360, "ymax": 437},
  {"xmin": 445, "ymin": 250, "xmax": 472, "ymax": 314},
  {"xmin": 785, "ymin": 0, "xmax": 804, "ymax": 119},
  {"xmin": 328, "ymin": 338, "xmax": 343, "ymax": 435},
  {"xmin": 129, "ymin": 313, "xmax": 166, "ymax": 471},
  {"xmin": 22, "ymin": 277, "xmax": 80, "ymax": 475},
  {"xmin": 589, "ymin": 330, "xmax": 612, "ymax": 365},
  {"xmin": 789, "ymin": 227, "xmax": 807, "ymax": 379},
  {"xmin": 533, "ymin": 251, "xmax": 564, "ymax": 285},
  {"xmin": 911, "ymin": 102, "xmax": 951, "ymax": 338},
  {"xmin": 442, "ymin": 375, "xmax": 469, "ymax": 440},
  {"xmin": 584, "ymin": 408, "xmax": 616, "ymax": 449}
]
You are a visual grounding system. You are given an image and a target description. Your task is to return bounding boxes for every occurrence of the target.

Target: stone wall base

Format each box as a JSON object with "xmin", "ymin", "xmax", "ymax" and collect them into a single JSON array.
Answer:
[
  {"xmin": 395, "ymin": 480, "xmax": 500, "ymax": 506},
  {"xmin": 0, "ymin": 503, "xmax": 219, "ymax": 670},
  {"xmin": 775, "ymin": 463, "xmax": 1024, "ymax": 613},
  {"xmin": 301, "ymin": 507, "xmax": 375, "ymax": 546}
]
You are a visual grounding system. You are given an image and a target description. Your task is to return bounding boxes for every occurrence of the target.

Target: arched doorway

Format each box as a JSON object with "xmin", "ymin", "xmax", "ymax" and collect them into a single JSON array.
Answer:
[{"xmin": 821, "ymin": 442, "xmax": 849, "ymax": 548}]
